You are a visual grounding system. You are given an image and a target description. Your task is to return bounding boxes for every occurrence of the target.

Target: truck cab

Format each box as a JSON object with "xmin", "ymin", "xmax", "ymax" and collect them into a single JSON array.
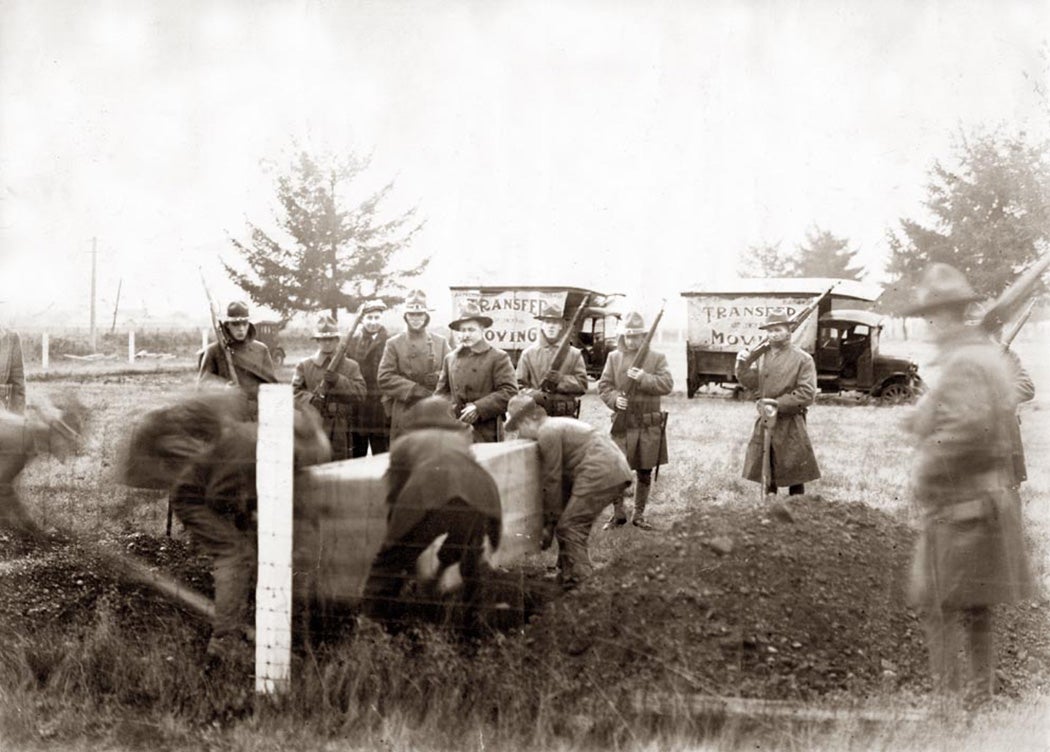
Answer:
[
  {"xmin": 815, "ymin": 310, "xmax": 921, "ymax": 403},
  {"xmin": 449, "ymin": 285, "xmax": 621, "ymax": 379}
]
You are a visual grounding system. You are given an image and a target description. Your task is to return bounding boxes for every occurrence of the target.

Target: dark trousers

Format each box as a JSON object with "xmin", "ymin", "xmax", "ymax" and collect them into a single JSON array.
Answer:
[
  {"xmin": 362, "ymin": 499, "xmax": 487, "ymax": 629},
  {"xmin": 766, "ymin": 446, "xmax": 804, "ymax": 495},
  {"xmin": 351, "ymin": 430, "xmax": 389, "ymax": 458}
]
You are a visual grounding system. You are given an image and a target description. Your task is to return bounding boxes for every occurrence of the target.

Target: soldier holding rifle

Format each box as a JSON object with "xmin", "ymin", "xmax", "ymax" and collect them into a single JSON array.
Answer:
[
  {"xmin": 598, "ymin": 309, "xmax": 673, "ymax": 530},
  {"xmin": 902, "ymin": 262, "xmax": 1035, "ymax": 702},
  {"xmin": 436, "ymin": 301, "xmax": 518, "ymax": 443},
  {"xmin": 378, "ymin": 290, "xmax": 451, "ymax": 441},
  {"xmin": 735, "ymin": 311, "xmax": 821, "ymax": 497},
  {"xmin": 516, "ymin": 301, "xmax": 589, "ymax": 418},
  {"xmin": 292, "ymin": 314, "xmax": 367, "ymax": 461},
  {"xmin": 198, "ymin": 300, "xmax": 277, "ymax": 402}
]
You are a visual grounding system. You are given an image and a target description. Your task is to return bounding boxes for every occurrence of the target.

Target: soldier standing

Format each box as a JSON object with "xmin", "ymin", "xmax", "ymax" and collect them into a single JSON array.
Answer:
[
  {"xmin": 0, "ymin": 317, "xmax": 26, "ymax": 415},
  {"xmin": 377, "ymin": 290, "xmax": 451, "ymax": 441},
  {"xmin": 436, "ymin": 301, "xmax": 518, "ymax": 443},
  {"xmin": 348, "ymin": 299, "xmax": 391, "ymax": 457},
  {"xmin": 597, "ymin": 311, "xmax": 673, "ymax": 530},
  {"xmin": 198, "ymin": 301, "xmax": 278, "ymax": 402},
  {"xmin": 734, "ymin": 313, "xmax": 820, "ymax": 496},
  {"xmin": 291, "ymin": 315, "xmax": 367, "ymax": 461},
  {"xmin": 506, "ymin": 394, "xmax": 632, "ymax": 589},
  {"xmin": 516, "ymin": 303, "xmax": 589, "ymax": 418},
  {"xmin": 362, "ymin": 397, "xmax": 502, "ymax": 631},
  {"xmin": 903, "ymin": 263, "xmax": 1033, "ymax": 702}
]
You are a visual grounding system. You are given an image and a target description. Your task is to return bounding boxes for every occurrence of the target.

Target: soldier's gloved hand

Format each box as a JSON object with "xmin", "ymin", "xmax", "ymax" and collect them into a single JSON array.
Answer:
[
  {"xmin": 541, "ymin": 370, "xmax": 561, "ymax": 392},
  {"xmin": 615, "ymin": 395, "xmax": 629, "ymax": 410},
  {"xmin": 626, "ymin": 366, "xmax": 644, "ymax": 381},
  {"xmin": 323, "ymin": 370, "xmax": 339, "ymax": 387}
]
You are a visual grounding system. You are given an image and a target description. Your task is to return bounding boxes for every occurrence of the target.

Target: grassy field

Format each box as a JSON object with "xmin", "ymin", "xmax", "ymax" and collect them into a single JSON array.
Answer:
[{"xmin": 1, "ymin": 339, "xmax": 1048, "ymax": 751}]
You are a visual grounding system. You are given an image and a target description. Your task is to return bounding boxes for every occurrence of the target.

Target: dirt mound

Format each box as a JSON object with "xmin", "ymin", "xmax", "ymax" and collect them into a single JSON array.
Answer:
[{"xmin": 522, "ymin": 496, "xmax": 1050, "ymax": 702}]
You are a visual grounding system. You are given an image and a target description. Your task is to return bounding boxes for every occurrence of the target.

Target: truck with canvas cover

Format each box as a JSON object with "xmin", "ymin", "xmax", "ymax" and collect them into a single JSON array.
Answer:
[
  {"xmin": 680, "ymin": 278, "xmax": 922, "ymax": 402},
  {"xmin": 448, "ymin": 285, "xmax": 621, "ymax": 379}
]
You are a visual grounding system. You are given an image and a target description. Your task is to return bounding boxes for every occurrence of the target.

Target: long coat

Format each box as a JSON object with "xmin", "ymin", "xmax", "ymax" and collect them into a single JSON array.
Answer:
[
  {"xmin": 0, "ymin": 329, "xmax": 26, "ymax": 414},
  {"xmin": 597, "ymin": 343, "xmax": 673, "ymax": 470},
  {"xmin": 435, "ymin": 342, "xmax": 518, "ymax": 443},
  {"xmin": 291, "ymin": 353, "xmax": 367, "ymax": 461},
  {"xmin": 535, "ymin": 417, "xmax": 633, "ymax": 524},
  {"xmin": 198, "ymin": 324, "xmax": 278, "ymax": 400},
  {"xmin": 377, "ymin": 330, "xmax": 451, "ymax": 440},
  {"xmin": 382, "ymin": 427, "xmax": 502, "ymax": 549},
  {"xmin": 1004, "ymin": 348, "xmax": 1035, "ymax": 485},
  {"xmin": 348, "ymin": 327, "xmax": 390, "ymax": 434},
  {"xmin": 905, "ymin": 326, "xmax": 1033, "ymax": 610},
  {"xmin": 736, "ymin": 344, "xmax": 820, "ymax": 487},
  {"xmin": 516, "ymin": 340, "xmax": 588, "ymax": 416}
]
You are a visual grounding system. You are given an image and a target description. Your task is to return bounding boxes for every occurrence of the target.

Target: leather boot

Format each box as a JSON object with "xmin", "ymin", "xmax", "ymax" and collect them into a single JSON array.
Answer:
[
  {"xmin": 631, "ymin": 481, "xmax": 653, "ymax": 530},
  {"xmin": 602, "ymin": 498, "xmax": 628, "ymax": 530}
]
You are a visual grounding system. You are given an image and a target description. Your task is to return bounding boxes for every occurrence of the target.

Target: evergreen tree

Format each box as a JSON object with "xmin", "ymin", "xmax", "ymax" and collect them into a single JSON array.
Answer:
[
  {"xmin": 225, "ymin": 150, "xmax": 427, "ymax": 319},
  {"xmin": 737, "ymin": 241, "xmax": 796, "ymax": 277},
  {"xmin": 794, "ymin": 227, "xmax": 865, "ymax": 280}
]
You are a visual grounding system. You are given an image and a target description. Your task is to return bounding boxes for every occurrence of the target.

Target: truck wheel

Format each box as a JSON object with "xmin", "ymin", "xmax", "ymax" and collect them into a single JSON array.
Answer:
[
  {"xmin": 273, "ymin": 348, "xmax": 286, "ymax": 368},
  {"xmin": 878, "ymin": 381, "xmax": 912, "ymax": 405}
]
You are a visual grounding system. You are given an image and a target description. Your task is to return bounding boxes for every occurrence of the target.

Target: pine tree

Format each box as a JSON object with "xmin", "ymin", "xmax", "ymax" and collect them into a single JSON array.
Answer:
[
  {"xmin": 225, "ymin": 150, "xmax": 427, "ymax": 319},
  {"xmin": 794, "ymin": 227, "xmax": 865, "ymax": 280},
  {"xmin": 737, "ymin": 241, "xmax": 796, "ymax": 277}
]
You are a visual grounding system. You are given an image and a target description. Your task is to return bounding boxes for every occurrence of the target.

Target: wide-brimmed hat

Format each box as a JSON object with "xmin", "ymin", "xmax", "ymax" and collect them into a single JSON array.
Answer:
[
  {"xmin": 403, "ymin": 290, "xmax": 434, "ymax": 314},
  {"xmin": 902, "ymin": 263, "xmax": 982, "ymax": 316},
  {"xmin": 361, "ymin": 299, "xmax": 388, "ymax": 315},
  {"xmin": 534, "ymin": 302, "xmax": 566, "ymax": 322},
  {"xmin": 224, "ymin": 301, "xmax": 251, "ymax": 323},
  {"xmin": 449, "ymin": 300, "xmax": 493, "ymax": 331},
  {"xmin": 312, "ymin": 314, "xmax": 341, "ymax": 339},
  {"xmin": 759, "ymin": 312, "xmax": 792, "ymax": 330},
  {"xmin": 401, "ymin": 397, "xmax": 466, "ymax": 432},
  {"xmin": 619, "ymin": 311, "xmax": 646, "ymax": 336},
  {"xmin": 504, "ymin": 393, "xmax": 546, "ymax": 431}
]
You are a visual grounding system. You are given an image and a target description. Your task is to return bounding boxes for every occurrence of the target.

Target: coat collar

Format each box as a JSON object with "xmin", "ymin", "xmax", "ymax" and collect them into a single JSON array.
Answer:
[
  {"xmin": 310, "ymin": 350, "xmax": 334, "ymax": 367},
  {"xmin": 459, "ymin": 340, "xmax": 492, "ymax": 355}
]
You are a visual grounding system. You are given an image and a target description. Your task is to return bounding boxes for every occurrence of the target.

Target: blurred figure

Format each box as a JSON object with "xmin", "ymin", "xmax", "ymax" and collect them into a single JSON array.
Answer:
[
  {"xmin": 516, "ymin": 303, "xmax": 588, "ymax": 418},
  {"xmin": 377, "ymin": 290, "xmax": 451, "ymax": 441},
  {"xmin": 506, "ymin": 394, "xmax": 631, "ymax": 589},
  {"xmin": 734, "ymin": 313, "xmax": 820, "ymax": 496},
  {"xmin": 0, "ymin": 392, "xmax": 85, "ymax": 536},
  {"xmin": 151, "ymin": 395, "xmax": 330, "ymax": 663},
  {"xmin": 292, "ymin": 314, "xmax": 367, "ymax": 461},
  {"xmin": 198, "ymin": 301, "xmax": 278, "ymax": 404},
  {"xmin": 348, "ymin": 299, "xmax": 392, "ymax": 457},
  {"xmin": 436, "ymin": 301, "xmax": 517, "ymax": 443},
  {"xmin": 0, "ymin": 314, "xmax": 26, "ymax": 415},
  {"xmin": 902, "ymin": 263, "xmax": 1033, "ymax": 703},
  {"xmin": 1002, "ymin": 348, "xmax": 1035, "ymax": 492},
  {"xmin": 362, "ymin": 397, "xmax": 502, "ymax": 632},
  {"xmin": 597, "ymin": 311, "xmax": 673, "ymax": 530}
]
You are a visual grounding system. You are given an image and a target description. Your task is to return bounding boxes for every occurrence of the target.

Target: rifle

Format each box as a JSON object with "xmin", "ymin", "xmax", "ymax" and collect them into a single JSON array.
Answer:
[
  {"xmin": 611, "ymin": 301, "xmax": 666, "ymax": 435},
  {"xmin": 199, "ymin": 269, "xmax": 239, "ymax": 387},
  {"xmin": 980, "ymin": 252, "xmax": 1050, "ymax": 336},
  {"xmin": 541, "ymin": 294, "xmax": 591, "ymax": 392},
  {"xmin": 1001, "ymin": 300, "xmax": 1035, "ymax": 351},
  {"xmin": 308, "ymin": 305, "xmax": 367, "ymax": 405},
  {"xmin": 741, "ymin": 283, "xmax": 838, "ymax": 366},
  {"xmin": 758, "ymin": 399, "xmax": 778, "ymax": 498}
]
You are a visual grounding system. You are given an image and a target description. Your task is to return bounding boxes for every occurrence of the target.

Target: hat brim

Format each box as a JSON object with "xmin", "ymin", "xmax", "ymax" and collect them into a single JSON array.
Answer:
[
  {"xmin": 758, "ymin": 321, "xmax": 791, "ymax": 330},
  {"xmin": 312, "ymin": 332, "xmax": 340, "ymax": 339},
  {"xmin": 404, "ymin": 306, "xmax": 433, "ymax": 314},
  {"xmin": 224, "ymin": 317, "xmax": 251, "ymax": 324},
  {"xmin": 505, "ymin": 404, "xmax": 543, "ymax": 431},
  {"xmin": 534, "ymin": 315, "xmax": 566, "ymax": 323},
  {"xmin": 900, "ymin": 293, "xmax": 982, "ymax": 317},
  {"xmin": 449, "ymin": 315, "xmax": 493, "ymax": 330},
  {"xmin": 622, "ymin": 328, "xmax": 646, "ymax": 336}
]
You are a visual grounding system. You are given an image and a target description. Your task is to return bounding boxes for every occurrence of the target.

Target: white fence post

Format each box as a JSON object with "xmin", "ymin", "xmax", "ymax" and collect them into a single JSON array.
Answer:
[
  {"xmin": 41, "ymin": 333, "xmax": 49, "ymax": 371},
  {"xmin": 128, "ymin": 330, "xmax": 136, "ymax": 363},
  {"xmin": 255, "ymin": 384, "xmax": 295, "ymax": 695}
]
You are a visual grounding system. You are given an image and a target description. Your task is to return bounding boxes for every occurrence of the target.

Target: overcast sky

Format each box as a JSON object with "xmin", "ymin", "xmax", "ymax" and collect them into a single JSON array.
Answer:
[{"xmin": 1, "ymin": 0, "xmax": 1047, "ymax": 327}]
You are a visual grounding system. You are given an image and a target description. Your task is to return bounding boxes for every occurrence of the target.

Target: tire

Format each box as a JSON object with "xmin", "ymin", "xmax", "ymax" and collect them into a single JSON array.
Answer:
[
  {"xmin": 273, "ymin": 348, "xmax": 286, "ymax": 368},
  {"xmin": 877, "ymin": 381, "xmax": 912, "ymax": 405}
]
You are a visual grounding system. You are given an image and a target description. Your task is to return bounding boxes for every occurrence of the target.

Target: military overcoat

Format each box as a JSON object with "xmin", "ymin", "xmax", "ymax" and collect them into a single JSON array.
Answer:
[
  {"xmin": 905, "ymin": 326, "xmax": 1033, "ymax": 610},
  {"xmin": 348, "ymin": 327, "xmax": 390, "ymax": 434},
  {"xmin": 377, "ymin": 330, "xmax": 451, "ymax": 439},
  {"xmin": 516, "ymin": 340, "xmax": 588, "ymax": 416},
  {"xmin": 435, "ymin": 341, "xmax": 518, "ymax": 443},
  {"xmin": 735, "ymin": 344, "xmax": 820, "ymax": 487},
  {"xmin": 198, "ymin": 324, "xmax": 278, "ymax": 399},
  {"xmin": 292, "ymin": 354, "xmax": 367, "ymax": 460},
  {"xmin": 597, "ymin": 343, "xmax": 673, "ymax": 470}
]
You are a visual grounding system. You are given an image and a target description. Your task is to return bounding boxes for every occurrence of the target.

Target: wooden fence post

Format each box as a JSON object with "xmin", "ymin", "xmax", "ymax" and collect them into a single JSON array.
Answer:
[
  {"xmin": 41, "ymin": 333, "xmax": 49, "ymax": 371},
  {"xmin": 128, "ymin": 330, "xmax": 136, "ymax": 363},
  {"xmin": 255, "ymin": 384, "xmax": 295, "ymax": 694}
]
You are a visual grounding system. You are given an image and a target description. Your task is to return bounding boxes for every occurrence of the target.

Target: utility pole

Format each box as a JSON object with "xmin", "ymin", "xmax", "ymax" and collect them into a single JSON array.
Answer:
[
  {"xmin": 89, "ymin": 236, "xmax": 98, "ymax": 351},
  {"xmin": 110, "ymin": 278, "xmax": 122, "ymax": 334}
]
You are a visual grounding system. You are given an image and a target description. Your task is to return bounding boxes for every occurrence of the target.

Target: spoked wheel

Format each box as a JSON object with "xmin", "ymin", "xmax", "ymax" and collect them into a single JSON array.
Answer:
[{"xmin": 878, "ymin": 382, "xmax": 913, "ymax": 405}]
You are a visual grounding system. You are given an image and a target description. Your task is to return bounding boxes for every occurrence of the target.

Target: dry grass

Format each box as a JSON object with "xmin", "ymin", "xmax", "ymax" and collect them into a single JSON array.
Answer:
[{"xmin": 2, "ymin": 338, "xmax": 1049, "ymax": 751}]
